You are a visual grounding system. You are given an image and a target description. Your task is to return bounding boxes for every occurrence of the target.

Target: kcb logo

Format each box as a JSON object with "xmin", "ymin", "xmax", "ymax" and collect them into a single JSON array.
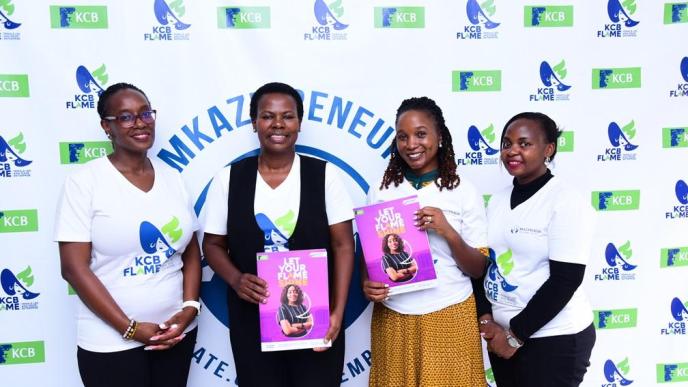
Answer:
[
  {"xmin": 669, "ymin": 57, "xmax": 688, "ymax": 98},
  {"xmin": 664, "ymin": 3, "xmax": 688, "ymax": 24},
  {"xmin": 453, "ymin": 70, "xmax": 501, "ymax": 92},
  {"xmin": 375, "ymin": 7, "xmax": 425, "ymax": 28},
  {"xmin": 59, "ymin": 141, "xmax": 112, "ymax": 164},
  {"xmin": 219, "ymin": 7, "xmax": 270, "ymax": 29},
  {"xmin": 594, "ymin": 309, "xmax": 638, "ymax": 329},
  {"xmin": 50, "ymin": 6, "xmax": 108, "ymax": 29},
  {"xmin": 525, "ymin": 5, "xmax": 574, "ymax": 27},
  {"xmin": 593, "ymin": 68, "xmax": 642, "ymax": 89},
  {"xmin": 593, "ymin": 190, "xmax": 640, "ymax": 211},
  {"xmin": 659, "ymin": 363, "xmax": 688, "ymax": 382},
  {"xmin": 608, "ymin": 121, "xmax": 638, "ymax": 151},
  {"xmin": 0, "ymin": 209, "xmax": 38, "ymax": 233},
  {"xmin": 0, "ymin": 341, "xmax": 45, "ymax": 365},
  {"xmin": 0, "ymin": 74, "xmax": 29, "ymax": 98},
  {"xmin": 661, "ymin": 297, "xmax": 688, "ymax": 336}
]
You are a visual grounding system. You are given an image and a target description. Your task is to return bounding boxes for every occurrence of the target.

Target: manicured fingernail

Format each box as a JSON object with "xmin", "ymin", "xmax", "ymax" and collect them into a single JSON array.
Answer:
[
  {"xmin": 171, "ymin": 324, "xmax": 179, "ymax": 330},
  {"xmin": 266, "ymin": 291, "xmax": 270, "ymax": 297},
  {"xmin": 150, "ymin": 336, "xmax": 159, "ymax": 341},
  {"xmin": 159, "ymin": 323, "xmax": 167, "ymax": 329},
  {"xmin": 261, "ymin": 298, "xmax": 267, "ymax": 304},
  {"xmin": 384, "ymin": 297, "xmax": 390, "ymax": 301},
  {"xmin": 144, "ymin": 346, "xmax": 153, "ymax": 351}
]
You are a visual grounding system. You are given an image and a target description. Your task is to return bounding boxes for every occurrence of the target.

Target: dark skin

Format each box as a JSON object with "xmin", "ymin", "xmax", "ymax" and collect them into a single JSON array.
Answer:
[
  {"xmin": 59, "ymin": 88, "xmax": 201, "ymax": 350},
  {"xmin": 362, "ymin": 109, "xmax": 487, "ymax": 302},
  {"xmin": 203, "ymin": 92, "xmax": 354, "ymax": 351},
  {"xmin": 479, "ymin": 118, "xmax": 555, "ymax": 359}
]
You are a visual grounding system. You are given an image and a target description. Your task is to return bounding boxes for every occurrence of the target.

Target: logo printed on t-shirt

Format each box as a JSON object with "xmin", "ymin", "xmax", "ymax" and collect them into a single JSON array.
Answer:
[
  {"xmin": 123, "ymin": 217, "xmax": 182, "ymax": 277},
  {"xmin": 256, "ymin": 211, "xmax": 294, "ymax": 252},
  {"xmin": 484, "ymin": 248, "xmax": 518, "ymax": 303}
]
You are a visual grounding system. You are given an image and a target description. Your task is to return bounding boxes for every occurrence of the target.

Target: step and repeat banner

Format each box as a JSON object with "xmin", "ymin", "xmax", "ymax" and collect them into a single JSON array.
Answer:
[{"xmin": 1, "ymin": 1, "xmax": 687, "ymax": 386}]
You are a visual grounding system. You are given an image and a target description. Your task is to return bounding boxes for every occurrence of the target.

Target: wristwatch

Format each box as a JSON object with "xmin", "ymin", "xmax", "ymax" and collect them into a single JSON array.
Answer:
[
  {"xmin": 506, "ymin": 330, "xmax": 523, "ymax": 349},
  {"xmin": 182, "ymin": 300, "xmax": 201, "ymax": 316}
]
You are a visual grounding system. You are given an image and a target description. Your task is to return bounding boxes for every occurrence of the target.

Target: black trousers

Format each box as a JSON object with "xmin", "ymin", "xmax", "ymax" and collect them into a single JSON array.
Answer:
[
  {"xmin": 228, "ymin": 296, "xmax": 345, "ymax": 387},
  {"xmin": 489, "ymin": 324, "xmax": 595, "ymax": 387},
  {"xmin": 77, "ymin": 328, "xmax": 197, "ymax": 387}
]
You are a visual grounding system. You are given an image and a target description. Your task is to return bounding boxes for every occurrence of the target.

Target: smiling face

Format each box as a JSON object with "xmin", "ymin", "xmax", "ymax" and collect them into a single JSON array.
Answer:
[
  {"xmin": 387, "ymin": 235, "xmax": 400, "ymax": 253},
  {"xmin": 500, "ymin": 118, "xmax": 554, "ymax": 184},
  {"xmin": 253, "ymin": 93, "xmax": 300, "ymax": 155},
  {"xmin": 287, "ymin": 285, "xmax": 299, "ymax": 305},
  {"xmin": 100, "ymin": 88, "xmax": 154, "ymax": 155},
  {"xmin": 395, "ymin": 110, "xmax": 441, "ymax": 176}
]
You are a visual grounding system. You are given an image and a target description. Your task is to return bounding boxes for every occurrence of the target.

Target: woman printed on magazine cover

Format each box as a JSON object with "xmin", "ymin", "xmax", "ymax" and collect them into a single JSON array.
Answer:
[
  {"xmin": 201, "ymin": 82, "xmax": 355, "ymax": 386},
  {"xmin": 362, "ymin": 97, "xmax": 488, "ymax": 387},
  {"xmin": 381, "ymin": 233, "xmax": 417, "ymax": 282},
  {"xmin": 54, "ymin": 83, "xmax": 201, "ymax": 387},
  {"xmin": 278, "ymin": 284, "xmax": 313, "ymax": 337},
  {"xmin": 476, "ymin": 112, "xmax": 596, "ymax": 387}
]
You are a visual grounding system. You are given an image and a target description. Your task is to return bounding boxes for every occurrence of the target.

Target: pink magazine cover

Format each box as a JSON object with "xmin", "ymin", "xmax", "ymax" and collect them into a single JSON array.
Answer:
[
  {"xmin": 354, "ymin": 195, "xmax": 437, "ymax": 295},
  {"xmin": 256, "ymin": 248, "xmax": 331, "ymax": 352}
]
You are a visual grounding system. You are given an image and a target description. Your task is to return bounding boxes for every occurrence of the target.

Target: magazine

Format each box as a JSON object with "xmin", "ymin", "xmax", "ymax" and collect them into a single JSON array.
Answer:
[
  {"xmin": 354, "ymin": 195, "xmax": 437, "ymax": 295},
  {"xmin": 256, "ymin": 248, "xmax": 331, "ymax": 352}
]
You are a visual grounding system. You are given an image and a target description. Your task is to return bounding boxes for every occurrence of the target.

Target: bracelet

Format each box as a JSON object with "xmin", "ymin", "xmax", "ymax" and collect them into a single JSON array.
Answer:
[
  {"xmin": 182, "ymin": 300, "xmax": 201, "ymax": 316},
  {"xmin": 478, "ymin": 319, "xmax": 492, "ymax": 326},
  {"xmin": 122, "ymin": 319, "xmax": 138, "ymax": 340}
]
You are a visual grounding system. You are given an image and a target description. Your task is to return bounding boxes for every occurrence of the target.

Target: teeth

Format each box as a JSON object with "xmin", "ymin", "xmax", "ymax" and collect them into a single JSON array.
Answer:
[{"xmin": 407, "ymin": 152, "xmax": 422, "ymax": 160}]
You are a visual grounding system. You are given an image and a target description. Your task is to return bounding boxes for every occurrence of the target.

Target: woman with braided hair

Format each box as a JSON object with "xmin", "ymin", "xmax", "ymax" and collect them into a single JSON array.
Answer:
[{"xmin": 362, "ymin": 96, "xmax": 488, "ymax": 386}]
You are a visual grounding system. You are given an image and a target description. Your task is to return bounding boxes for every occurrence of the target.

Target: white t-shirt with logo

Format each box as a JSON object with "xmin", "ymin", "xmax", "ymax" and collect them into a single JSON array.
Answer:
[
  {"xmin": 54, "ymin": 157, "xmax": 199, "ymax": 352},
  {"xmin": 485, "ymin": 176, "xmax": 594, "ymax": 338},
  {"xmin": 367, "ymin": 177, "xmax": 488, "ymax": 315},
  {"xmin": 203, "ymin": 155, "xmax": 354, "ymax": 251}
]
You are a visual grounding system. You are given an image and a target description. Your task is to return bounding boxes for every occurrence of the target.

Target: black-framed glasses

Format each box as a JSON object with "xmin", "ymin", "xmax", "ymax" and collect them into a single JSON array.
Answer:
[{"xmin": 102, "ymin": 110, "xmax": 156, "ymax": 128}]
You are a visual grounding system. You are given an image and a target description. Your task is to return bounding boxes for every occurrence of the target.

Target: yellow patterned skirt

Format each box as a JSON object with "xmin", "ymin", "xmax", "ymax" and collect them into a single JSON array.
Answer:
[{"xmin": 368, "ymin": 295, "xmax": 485, "ymax": 387}]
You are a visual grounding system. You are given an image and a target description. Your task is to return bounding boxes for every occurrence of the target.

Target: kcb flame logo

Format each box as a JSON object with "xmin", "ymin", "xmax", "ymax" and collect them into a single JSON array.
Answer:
[
  {"xmin": 608, "ymin": 0, "xmax": 639, "ymax": 27},
  {"xmin": 154, "ymin": 0, "xmax": 190, "ymax": 30},
  {"xmin": 605, "ymin": 241, "xmax": 636, "ymax": 271},
  {"xmin": 76, "ymin": 65, "xmax": 108, "ymax": 96},
  {"xmin": 670, "ymin": 297, "xmax": 688, "ymax": 321},
  {"xmin": 467, "ymin": 124, "xmax": 498, "ymax": 155},
  {"xmin": 466, "ymin": 0, "xmax": 499, "ymax": 29},
  {"xmin": 608, "ymin": 121, "xmax": 638, "ymax": 151},
  {"xmin": 0, "ymin": 0, "xmax": 20, "ymax": 29},
  {"xmin": 487, "ymin": 248, "xmax": 518, "ymax": 292},
  {"xmin": 314, "ymin": 0, "xmax": 347, "ymax": 30},
  {"xmin": 540, "ymin": 60, "xmax": 571, "ymax": 91},
  {"xmin": 0, "ymin": 267, "xmax": 39, "ymax": 300},
  {"xmin": 604, "ymin": 358, "xmax": 634, "ymax": 385},
  {"xmin": 0, "ymin": 133, "xmax": 31, "ymax": 167},
  {"xmin": 139, "ymin": 217, "xmax": 182, "ymax": 259}
]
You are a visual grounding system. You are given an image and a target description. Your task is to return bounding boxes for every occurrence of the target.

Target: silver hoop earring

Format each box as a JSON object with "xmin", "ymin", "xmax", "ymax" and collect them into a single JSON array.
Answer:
[{"xmin": 545, "ymin": 156, "xmax": 551, "ymax": 164}]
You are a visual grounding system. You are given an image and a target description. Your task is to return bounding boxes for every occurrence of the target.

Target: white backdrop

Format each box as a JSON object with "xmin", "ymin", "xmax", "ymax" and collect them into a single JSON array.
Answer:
[{"xmin": 1, "ymin": 1, "xmax": 687, "ymax": 386}]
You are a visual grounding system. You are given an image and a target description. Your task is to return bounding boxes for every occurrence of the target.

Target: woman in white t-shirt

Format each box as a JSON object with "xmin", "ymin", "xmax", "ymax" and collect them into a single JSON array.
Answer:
[
  {"xmin": 201, "ymin": 82, "xmax": 354, "ymax": 386},
  {"xmin": 55, "ymin": 83, "xmax": 201, "ymax": 387},
  {"xmin": 477, "ymin": 112, "xmax": 596, "ymax": 387},
  {"xmin": 363, "ymin": 97, "xmax": 488, "ymax": 387}
]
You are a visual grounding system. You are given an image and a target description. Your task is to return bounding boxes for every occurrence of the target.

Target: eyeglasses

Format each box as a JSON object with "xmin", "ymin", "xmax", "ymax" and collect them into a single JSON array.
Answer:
[{"xmin": 102, "ymin": 110, "xmax": 156, "ymax": 128}]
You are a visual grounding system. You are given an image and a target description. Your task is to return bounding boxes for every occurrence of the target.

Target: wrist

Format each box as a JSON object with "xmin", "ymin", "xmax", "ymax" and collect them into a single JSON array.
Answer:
[
  {"xmin": 182, "ymin": 300, "xmax": 201, "ymax": 316},
  {"xmin": 506, "ymin": 329, "xmax": 523, "ymax": 348}
]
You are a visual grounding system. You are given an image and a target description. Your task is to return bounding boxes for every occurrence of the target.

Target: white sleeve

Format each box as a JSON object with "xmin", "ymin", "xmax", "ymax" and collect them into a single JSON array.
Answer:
[
  {"xmin": 548, "ymin": 190, "xmax": 595, "ymax": 265},
  {"xmin": 456, "ymin": 181, "xmax": 488, "ymax": 248},
  {"xmin": 200, "ymin": 167, "xmax": 231, "ymax": 235},
  {"xmin": 325, "ymin": 163, "xmax": 354, "ymax": 225},
  {"xmin": 53, "ymin": 173, "xmax": 93, "ymax": 242}
]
